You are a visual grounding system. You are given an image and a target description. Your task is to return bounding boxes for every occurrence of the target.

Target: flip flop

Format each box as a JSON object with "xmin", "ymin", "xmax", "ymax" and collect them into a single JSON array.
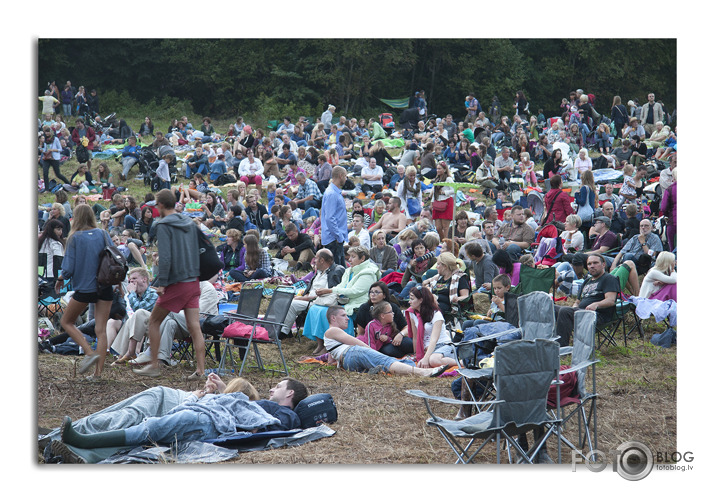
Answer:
[
  {"xmin": 110, "ymin": 354, "xmax": 136, "ymax": 366},
  {"xmin": 430, "ymin": 364, "xmax": 450, "ymax": 378},
  {"xmin": 78, "ymin": 354, "xmax": 99, "ymax": 375}
]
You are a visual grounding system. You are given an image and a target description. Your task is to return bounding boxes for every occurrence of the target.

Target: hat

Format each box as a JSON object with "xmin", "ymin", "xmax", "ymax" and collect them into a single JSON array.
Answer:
[
  {"xmin": 571, "ymin": 252, "xmax": 588, "ymax": 267},
  {"xmin": 629, "ymin": 117, "xmax": 638, "ymax": 123},
  {"xmin": 595, "ymin": 216, "xmax": 611, "ymax": 228},
  {"xmin": 484, "ymin": 155, "xmax": 493, "ymax": 162}
]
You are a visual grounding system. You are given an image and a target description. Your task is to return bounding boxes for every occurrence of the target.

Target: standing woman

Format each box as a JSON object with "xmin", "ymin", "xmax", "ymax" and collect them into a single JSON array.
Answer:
[
  {"xmin": 40, "ymin": 127, "xmax": 71, "ymax": 191},
  {"xmin": 514, "ymin": 91, "xmax": 528, "ymax": 120},
  {"xmin": 38, "ymin": 219, "xmax": 66, "ymax": 283},
  {"xmin": 431, "ymin": 161, "xmax": 455, "ymax": 241},
  {"xmin": 660, "ymin": 167, "xmax": 677, "ymax": 252},
  {"xmin": 55, "ymin": 204, "xmax": 115, "ymax": 378},
  {"xmin": 396, "ymin": 166, "xmax": 422, "ymax": 221},
  {"xmin": 611, "ymin": 96, "xmax": 629, "ymax": 139},
  {"xmin": 574, "ymin": 169, "xmax": 596, "ymax": 230}
]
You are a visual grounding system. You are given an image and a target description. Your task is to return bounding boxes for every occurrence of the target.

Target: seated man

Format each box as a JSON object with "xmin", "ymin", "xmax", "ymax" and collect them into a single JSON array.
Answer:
[
  {"xmin": 361, "ymin": 157, "xmax": 384, "ymax": 195},
  {"xmin": 491, "ymin": 204, "xmax": 534, "ymax": 262},
  {"xmin": 554, "ymin": 254, "xmax": 619, "ymax": 347},
  {"xmin": 294, "ymin": 172, "xmax": 321, "ymax": 214},
  {"xmin": 184, "ymin": 145, "xmax": 208, "ymax": 179},
  {"xmin": 58, "ymin": 377, "xmax": 309, "ymax": 451},
  {"xmin": 586, "ymin": 216, "xmax": 619, "ymax": 255},
  {"xmin": 280, "ymin": 248, "xmax": 345, "ymax": 339},
  {"xmin": 369, "ymin": 197, "xmax": 407, "ymax": 240},
  {"xmin": 494, "ymin": 147, "xmax": 514, "ymax": 185},
  {"xmin": 610, "ymin": 218, "xmax": 662, "ymax": 275},
  {"xmin": 278, "ymin": 223, "xmax": 316, "ymax": 271},
  {"xmin": 116, "ymin": 278, "xmax": 219, "ymax": 366},
  {"xmin": 120, "ymin": 136, "xmax": 141, "ymax": 181}
]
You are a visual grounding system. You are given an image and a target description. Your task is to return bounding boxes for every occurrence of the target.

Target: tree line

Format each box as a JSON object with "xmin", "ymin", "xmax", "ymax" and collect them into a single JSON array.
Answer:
[{"xmin": 38, "ymin": 39, "xmax": 676, "ymax": 122}]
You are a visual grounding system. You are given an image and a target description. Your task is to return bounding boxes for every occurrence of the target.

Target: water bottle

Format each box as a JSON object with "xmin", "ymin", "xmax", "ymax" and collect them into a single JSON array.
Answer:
[{"xmin": 499, "ymin": 236, "xmax": 505, "ymax": 248}]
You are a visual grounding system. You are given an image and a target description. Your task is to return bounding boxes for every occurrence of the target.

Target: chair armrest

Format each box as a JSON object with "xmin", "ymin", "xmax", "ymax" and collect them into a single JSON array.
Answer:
[
  {"xmin": 448, "ymin": 327, "xmax": 522, "ymax": 347},
  {"xmin": 457, "ymin": 368, "xmax": 494, "ymax": 380},
  {"xmin": 559, "ymin": 359, "xmax": 599, "ymax": 375},
  {"xmin": 405, "ymin": 389, "xmax": 501, "ymax": 408},
  {"xmin": 559, "ymin": 346, "xmax": 573, "ymax": 357}
]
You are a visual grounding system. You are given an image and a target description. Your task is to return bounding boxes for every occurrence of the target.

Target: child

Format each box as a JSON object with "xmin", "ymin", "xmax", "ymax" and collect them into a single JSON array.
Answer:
[
  {"xmin": 503, "ymin": 209, "xmax": 512, "ymax": 224},
  {"xmin": 488, "ymin": 274, "xmax": 512, "ymax": 320},
  {"xmin": 518, "ymin": 152, "xmax": 537, "ymax": 187},
  {"xmin": 622, "ymin": 204, "xmax": 640, "ymax": 240},
  {"xmin": 358, "ymin": 301, "xmax": 413, "ymax": 358},
  {"xmin": 619, "ymin": 164, "xmax": 637, "ymax": 202},
  {"xmin": 156, "ymin": 153, "xmax": 172, "ymax": 190},
  {"xmin": 347, "ymin": 213, "xmax": 371, "ymax": 249}
]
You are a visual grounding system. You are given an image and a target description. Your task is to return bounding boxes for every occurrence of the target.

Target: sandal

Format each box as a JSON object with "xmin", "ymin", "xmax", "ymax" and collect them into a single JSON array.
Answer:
[{"xmin": 110, "ymin": 354, "xmax": 136, "ymax": 366}]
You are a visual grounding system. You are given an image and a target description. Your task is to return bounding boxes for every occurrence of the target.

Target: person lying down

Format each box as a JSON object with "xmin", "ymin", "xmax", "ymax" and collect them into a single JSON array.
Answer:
[{"xmin": 43, "ymin": 375, "xmax": 308, "ymax": 463}]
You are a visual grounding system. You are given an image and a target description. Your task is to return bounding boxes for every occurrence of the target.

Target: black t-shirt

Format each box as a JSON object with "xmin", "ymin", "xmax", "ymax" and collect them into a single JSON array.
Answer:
[
  {"xmin": 255, "ymin": 400, "xmax": 301, "ymax": 431},
  {"xmin": 432, "ymin": 274, "xmax": 471, "ymax": 312},
  {"xmin": 578, "ymin": 273, "xmax": 619, "ymax": 322},
  {"xmin": 355, "ymin": 301, "xmax": 407, "ymax": 331}
]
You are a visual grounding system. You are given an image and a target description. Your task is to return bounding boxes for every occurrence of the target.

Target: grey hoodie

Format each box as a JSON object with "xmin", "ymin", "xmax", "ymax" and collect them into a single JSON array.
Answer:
[{"xmin": 154, "ymin": 212, "xmax": 200, "ymax": 287}]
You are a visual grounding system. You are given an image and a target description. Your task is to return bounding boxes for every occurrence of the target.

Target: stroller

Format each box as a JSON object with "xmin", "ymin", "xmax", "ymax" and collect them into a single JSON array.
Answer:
[
  {"xmin": 379, "ymin": 112, "xmax": 395, "ymax": 135},
  {"xmin": 139, "ymin": 145, "xmax": 177, "ymax": 187},
  {"xmin": 526, "ymin": 190, "xmax": 545, "ymax": 223}
]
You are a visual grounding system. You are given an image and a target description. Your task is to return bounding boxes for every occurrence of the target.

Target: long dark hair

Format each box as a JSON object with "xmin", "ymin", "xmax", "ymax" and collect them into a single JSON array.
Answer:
[
  {"xmin": 492, "ymin": 249, "xmax": 513, "ymax": 275},
  {"xmin": 410, "ymin": 286, "xmax": 439, "ymax": 323},
  {"xmin": 39, "ymin": 219, "xmax": 66, "ymax": 250},
  {"xmin": 243, "ymin": 234, "xmax": 260, "ymax": 270}
]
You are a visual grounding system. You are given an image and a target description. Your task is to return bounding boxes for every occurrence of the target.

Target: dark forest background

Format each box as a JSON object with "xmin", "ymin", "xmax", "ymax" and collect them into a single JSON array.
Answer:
[{"xmin": 38, "ymin": 39, "xmax": 676, "ymax": 123}]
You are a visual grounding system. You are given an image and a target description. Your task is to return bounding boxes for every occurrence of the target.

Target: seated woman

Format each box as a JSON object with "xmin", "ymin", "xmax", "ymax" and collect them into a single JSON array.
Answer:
[
  {"xmin": 354, "ymin": 281, "xmax": 407, "ymax": 339},
  {"xmin": 62, "ymin": 163, "xmax": 94, "ymax": 193},
  {"xmin": 200, "ymin": 191, "xmax": 226, "ymax": 229},
  {"xmin": 405, "ymin": 286, "xmax": 458, "ymax": 368},
  {"xmin": 492, "ymin": 249, "xmax": 521, "ymax": 289},
  {"xmin": 216, "ymin": 228, "xmax": 244, "ymax": 274},
  {"xmin": 560, "ymin": 214, "xmax": 584, "ymax": 253},
  {"xmin": 369, "ymin": 230, "xmax": 399, "ymax": 277},
  {"xmin": 302, "ymin": 246, "xmax": 380, "ymax": 355},
  {"xmin": 230, "ymin": 233, "xmax": 272, "ymax": 282},
  {"xmin": 357, "ymin": 300, "xmax": 414, "ymax": 359},
  {"xmin": 421, "ymin": 252, "xmax": 471, "ymax": 317},
  {"xmin": 324, "ymin": 305, "xmax": 448, "ymax": 376},
  {"xmin": 134, "ymin": 206, "xmax": 156, "ymax": 245},
  {"xmin": 638, "ymin": 251, "xmax": 676, "ymax": 301}
]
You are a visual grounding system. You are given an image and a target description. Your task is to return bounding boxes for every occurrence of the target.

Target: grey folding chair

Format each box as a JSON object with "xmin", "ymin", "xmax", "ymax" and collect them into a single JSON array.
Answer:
[
  {"xmin": 408, "ymin": 338, "xmax": 561, "ymax": 464},
  {"xmin": 219, "ymin": 290, "xmax": 294, "ymax": 377},
  {"xmin": 517, "ymin": 291, "xmax": 556, "ymax": 341},
  {"xmin": 553, "ymin": 309, "xmax": 600, "ymax": 461}
]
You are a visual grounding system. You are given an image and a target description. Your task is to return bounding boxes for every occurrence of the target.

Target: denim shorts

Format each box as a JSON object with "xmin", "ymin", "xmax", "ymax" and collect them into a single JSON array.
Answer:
[
  {"xmin": 433, "ymin": 343, "xmax": 456, "ymax": 359},
  {"xmin": 341, "ymin": 346, "xmax": 399, "ymax": 373}
]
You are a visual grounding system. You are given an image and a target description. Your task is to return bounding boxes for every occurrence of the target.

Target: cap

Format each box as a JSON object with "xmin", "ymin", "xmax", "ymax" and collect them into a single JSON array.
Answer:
[
  {"xmin": 484, "ymin": 155, "xmax": 493, "ymax": 162},
  {"xmin": 595, "ymin": 216, "xmax": 611, "ymax": 228}
]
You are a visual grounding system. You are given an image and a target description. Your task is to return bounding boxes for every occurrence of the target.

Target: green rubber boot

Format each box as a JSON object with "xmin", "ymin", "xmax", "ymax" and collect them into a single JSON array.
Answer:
[{"xmin": 60, "ymin": 416, "xmax": 127, "ymax": 449}]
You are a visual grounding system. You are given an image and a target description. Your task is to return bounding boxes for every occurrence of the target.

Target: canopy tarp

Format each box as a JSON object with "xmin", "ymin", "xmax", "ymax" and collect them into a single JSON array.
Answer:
[{"xmin": 379, "ymin": 97, "xmax": 410, "ymax": 109}]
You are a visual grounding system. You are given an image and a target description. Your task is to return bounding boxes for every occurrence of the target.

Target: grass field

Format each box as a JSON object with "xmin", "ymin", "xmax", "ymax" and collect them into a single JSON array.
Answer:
[{"xmin": 36, "ymin": 115, "xmax": 677, "ymax": 464}]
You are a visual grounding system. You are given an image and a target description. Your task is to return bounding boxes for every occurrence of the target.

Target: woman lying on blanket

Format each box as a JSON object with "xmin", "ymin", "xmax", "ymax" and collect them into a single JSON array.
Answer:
[{"xmin": 324, "ymin": 305, "xmax": 448, "ymax": 377}]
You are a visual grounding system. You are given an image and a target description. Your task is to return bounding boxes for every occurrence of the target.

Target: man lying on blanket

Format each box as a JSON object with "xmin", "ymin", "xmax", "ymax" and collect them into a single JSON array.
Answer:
[{"xmin": 45, "ymin": 375, "xmax": 308, "ymax": 462}]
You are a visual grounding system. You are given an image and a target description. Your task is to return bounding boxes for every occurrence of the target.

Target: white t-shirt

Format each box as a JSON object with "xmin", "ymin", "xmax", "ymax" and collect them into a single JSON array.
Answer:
[
  {"xmin": 348, "ymin": 228, "xmax": 371, "ymax": 249},
  {"xmin": 560, "ymin": 229, "xmax": 584, "ymax": 251},
  {"xmin": 410, "ymin": 310, "xmax": 450, "ymax": 347}
]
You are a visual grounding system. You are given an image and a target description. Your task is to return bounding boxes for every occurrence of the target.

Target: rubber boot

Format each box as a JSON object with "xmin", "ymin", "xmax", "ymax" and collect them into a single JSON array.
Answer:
[{"xmin": 61, "ymin": 416, "xmax": 127, "ymax": 449}]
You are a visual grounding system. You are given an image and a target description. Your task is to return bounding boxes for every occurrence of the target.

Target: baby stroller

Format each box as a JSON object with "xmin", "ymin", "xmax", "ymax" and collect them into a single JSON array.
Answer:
[
  {"xmin": 379, "ymin": 113, "xmax": 395, "ymax": 135},
  {"xmin": 140, "ymin": 145, "xmax": 177, "ymax": 187},
  {"xmin": 526, "ymin": 189, "xmax": 545, "ymax": 223}
]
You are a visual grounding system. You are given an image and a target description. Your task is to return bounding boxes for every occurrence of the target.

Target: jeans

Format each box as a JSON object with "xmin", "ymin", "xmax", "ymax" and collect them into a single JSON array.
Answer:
[
  {"xmin": 229, "ymin": 268, "xmax": 271, "ymax": 282},
  {"xmin": 124, "ymin": 410, "xmax": 220, "ymax": 445},
  {"xmin": 341, "ymin": 346, "xmax": 403, "ymax": 373},
  {"xmin": 121, "ymin": 157, "xmax": 139, "ymax": 177},
  {"xmin": 302, "ymin": 207, "xmax": 320, "ymax": 220},
  {"xmin": 398, "ymin": 280, "xmax": 418, "ymax": 299},
  {"xmin": 324, "ymin": 239, "xmax": 345, "ymax": 267},
  {"xmin": 380, "ymin": 337, "xmax": 414, "ymax": 358},
  {"xmin": 63, "ymin": 104, "xmax": 72, "ymax": 117},
  {"xmin": 41, "ymin": 158, "xmax": 70, "ymax": 188},
  {"xmin": 124, "ymin": 214, "xmax": 137, "ymax": 230},
  {"xmin": 299, "ymin": 199, "xmax": 321, "ymax": 214},
  {"xmin": 186, "ymin": 163, "xmax": 208, "ymax": 178},
  {"xmin": 503, "ymin": 243, "xmax": 524, "ymax": 262}
]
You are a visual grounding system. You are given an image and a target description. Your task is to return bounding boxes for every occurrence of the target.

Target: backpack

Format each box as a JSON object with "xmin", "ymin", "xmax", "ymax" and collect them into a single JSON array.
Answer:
[
  {"xmin": 293, "ymin": 393, "xmax": 338, "ymax": 428},
  {"xmin": 482, "ymin": 187, "xmax": 497, "ymax": 199},
  {"xmin": 97, "ymin": 232, "xmax": 129, "ymax": 287},
  {"xmin": 196, "ymin": 227, "xmax": 223, "ymax": 281},
  {"xmin": 592, "ymin": 155, "xmax": 609, "ymax": 170},
  {"xmin": 76, "ymin": 144, "xmax": 90, "ymax": 164},
  {"xmin": 215, "ymin": 173, "xmax": 237, "ymax": 186}
]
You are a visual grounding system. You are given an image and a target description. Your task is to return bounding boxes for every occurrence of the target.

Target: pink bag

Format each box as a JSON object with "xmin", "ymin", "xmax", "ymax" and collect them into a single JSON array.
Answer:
[{"xmin": 222, "ymin": 321, "xmax": 270, "ymax": 341}]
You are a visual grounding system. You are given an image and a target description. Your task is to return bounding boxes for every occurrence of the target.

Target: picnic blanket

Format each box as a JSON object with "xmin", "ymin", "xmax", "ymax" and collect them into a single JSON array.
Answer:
[{"xmin": 592, "ymin": 168, "xmax": 624, "ymax": 185}]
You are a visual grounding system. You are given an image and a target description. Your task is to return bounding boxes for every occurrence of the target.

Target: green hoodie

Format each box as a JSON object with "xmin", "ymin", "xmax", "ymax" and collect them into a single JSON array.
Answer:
[{"xmin": 332, "ymin": 259, "xmax": 380, "ymax": 315}]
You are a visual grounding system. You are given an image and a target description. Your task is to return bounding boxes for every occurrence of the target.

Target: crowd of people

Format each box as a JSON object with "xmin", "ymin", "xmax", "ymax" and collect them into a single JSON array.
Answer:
[{"xmin": 38, "ymin": 86, "xmax": 676, "ymax": 383}]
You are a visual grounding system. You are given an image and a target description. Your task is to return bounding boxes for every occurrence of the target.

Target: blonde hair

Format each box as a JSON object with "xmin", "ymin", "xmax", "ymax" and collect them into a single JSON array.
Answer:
[
  {"xmin": 654, "ymin": 251, "xmax": 676, "ymax": 274},
  {"xmin": 623, "ymin": 164, "xmax": 635, "ymax": 176},
  {"xmin": 566, "ymin": 214, "xmax": 582, "ymax": 228},
  {"xmin": 223, "ymin": 377, "xmax": 259, "ymax": 400},
  {"xmin": 437, "ymin": 251, "xmax": 462, "ymax": 272},
  {"xmin": 67, "ymin": 204, "xmax": 97, "ymax": 240}
]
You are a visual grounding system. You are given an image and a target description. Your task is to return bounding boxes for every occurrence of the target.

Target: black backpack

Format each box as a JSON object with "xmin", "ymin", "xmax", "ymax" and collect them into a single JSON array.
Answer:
[
  {"xmin": 76, "ymin": 144, "xmax": 90, "ymax": 164},
  {"xmin": 196, "ymin": 227, "xmax": 223, "ymax": 281},
  {"xmin": 215, "ymin": 173, "xmax": 237, "ymax": 186},
  {"xmin": 294, "ymin": 393, "xmax": 338, "ymax": 428}
]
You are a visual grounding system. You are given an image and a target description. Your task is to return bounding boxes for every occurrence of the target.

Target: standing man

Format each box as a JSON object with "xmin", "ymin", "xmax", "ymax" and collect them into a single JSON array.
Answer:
[
  {"xmin": 464, "ymin": 93, "xmax": 480, "ymax": 124},
  {"xmin": 320, "ymin": 166, "xmax": 349, "ymax": 267},
  {"xmin": 133, "ymin": 189, "xmax": 205, "ymax": 379},
  {"xmin": 639, "ymin": 93, "xmax": 665, "ymax": 138},
  {"xmin": 321, "ymin": 104, "xmax": 336, "ymax": 128}
]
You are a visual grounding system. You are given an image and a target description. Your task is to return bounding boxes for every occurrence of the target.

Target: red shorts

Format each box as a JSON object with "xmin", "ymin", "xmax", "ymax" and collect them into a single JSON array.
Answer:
[{"xmin": 156, "ymin": 279, "xmax": 200, "ymax": 313}]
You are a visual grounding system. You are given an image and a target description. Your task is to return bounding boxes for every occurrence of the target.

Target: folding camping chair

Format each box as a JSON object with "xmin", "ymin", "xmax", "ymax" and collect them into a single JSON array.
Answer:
[
  {"xmin": 204, "ymin": 288, "xmax": 263, "ymax": 365},
  {"xmin": 515, "ymin": 265, "xmax": 557, "ymax": 299},
  {"xmin": 38, "ymin": 253, "xmax": 69, "ymax": 325},
  {"xmin": 553, "ymin": 309, "xmax": 599, "ymax": 460},
  {"xmin": 219, "ymin": 290, "xmax": 294, "ymax": 376},
  {"xmin": 407, "ymin": 338, "xmax": 562, "ymax": 464},
  {"xmin": 517, "ymin": 291, "xmax": 556, "ymax": 341},
  {"xmin": 595, "ymin": 283, "xmax": 640, "ymax": 349}
]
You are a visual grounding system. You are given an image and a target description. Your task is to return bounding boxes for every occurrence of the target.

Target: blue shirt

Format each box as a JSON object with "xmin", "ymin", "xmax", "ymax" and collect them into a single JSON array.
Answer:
[{"xmin": 320, "ymin": 182, "xmax": 348, "ymax": 245}]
